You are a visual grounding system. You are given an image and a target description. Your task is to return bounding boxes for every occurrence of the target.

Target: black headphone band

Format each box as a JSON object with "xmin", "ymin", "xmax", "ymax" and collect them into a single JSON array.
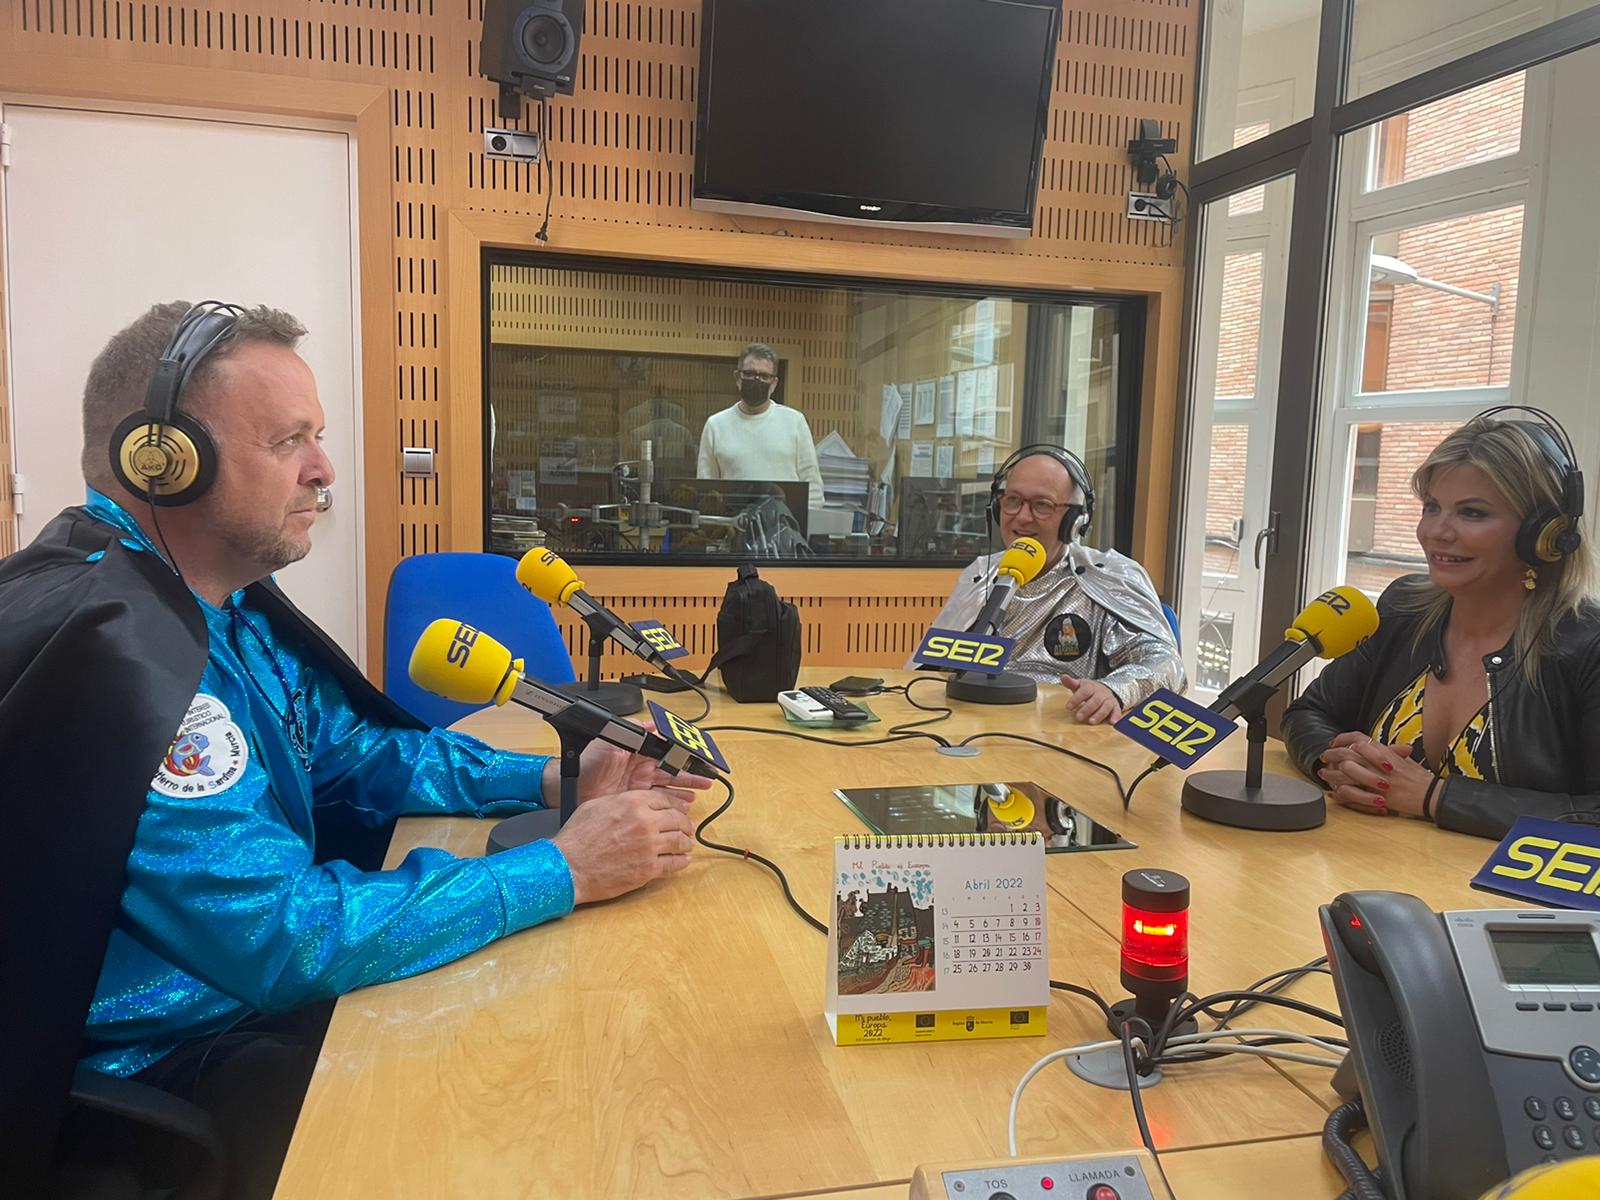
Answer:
[
  {"xmin": 143, "ymin": 301, "xmax": 244, "ymax": 424},
  {"xmin": 992, "ymin": 443, "xmax": 1095, "ymax": 506},
  {"xmin": 1474, "ymin": 405, "xmax": 1585, "ymax": 523}
]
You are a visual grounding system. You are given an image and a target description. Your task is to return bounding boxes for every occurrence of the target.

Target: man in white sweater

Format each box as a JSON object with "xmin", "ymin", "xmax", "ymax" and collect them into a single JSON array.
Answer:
[{"xmin": 697, "ymin": 343, "xmax": 825, "ymax": 505}]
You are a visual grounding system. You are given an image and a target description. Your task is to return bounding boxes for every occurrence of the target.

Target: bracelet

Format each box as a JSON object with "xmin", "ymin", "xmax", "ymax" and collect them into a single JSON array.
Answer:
[{"xmin": 1422, "ymin": 775, "xmax": 1443, "ymax": 822}]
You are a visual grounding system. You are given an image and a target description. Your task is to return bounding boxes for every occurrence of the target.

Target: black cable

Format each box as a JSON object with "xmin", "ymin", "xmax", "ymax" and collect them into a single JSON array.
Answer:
[
  {"xmin": 1118, "ymin": 1016, "xmax": 1181, "ymax": 1200},
  {"xmin": 885, "ymin": 674, "xmax": 953, "ymax": 742},
  {"xmin": 1210, "ymin": 958, "xmax": 1330, "ymax": 1032},
  {"xmin": 957, "ymin": 731, "xmax": 1129, "ymax": 806},
  {"xmin": 1324, "ymin": 1100, "xmax": 1386, "ymax": 1200},
  {"xmin": 1049, "ymin": 979, "xmax": 1115, "ymax": 1024},
  {"xmin": 695, "ymin": 775, "xmax": 827, "ymax": 934},
  {"xmin": 1166, "ymin": 988, "xmax": 1345, "ymax": 1036},
  {"xmin": 535, "ymin": 96, "xmax": 555, "ymax": 243},
  {"xmin": 700, "ymin": 724, "xmax": 952, "ymax": 751},
  {"xmin": 146, "ymin": 493, "xmax": 185, "ymax": 584},
  {"xmin": 1123, "ymin": 758, "xmax": 1167, "ymax": 810}
]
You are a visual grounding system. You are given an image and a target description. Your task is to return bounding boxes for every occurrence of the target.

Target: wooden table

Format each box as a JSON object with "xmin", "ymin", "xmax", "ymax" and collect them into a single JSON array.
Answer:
[{"xmin": 276, "ymin": 669, "xmax": 1512, "ymax": 1199}]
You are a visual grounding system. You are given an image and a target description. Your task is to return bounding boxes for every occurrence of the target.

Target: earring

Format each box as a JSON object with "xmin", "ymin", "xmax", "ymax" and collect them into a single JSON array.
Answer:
[{"xmin": 1524, "ymin": 567, "xmax": 1538, "ymax": 592}]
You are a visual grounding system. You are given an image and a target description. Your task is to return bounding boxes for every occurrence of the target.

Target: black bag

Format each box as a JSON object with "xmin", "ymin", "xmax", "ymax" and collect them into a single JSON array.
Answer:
[{"xmin": 699, "ymin": 563, "xmax": 802, "ymax": 702}]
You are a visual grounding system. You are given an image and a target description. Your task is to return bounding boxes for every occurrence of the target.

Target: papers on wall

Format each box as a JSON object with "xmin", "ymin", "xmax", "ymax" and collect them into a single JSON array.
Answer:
[
  {"xmin": 936, "ymin": 375, "xmax": 955, "ymax": 437},
  {"xmin": 974, "ymin": 366, "xmax": 999, "ymax": 440},
  {"xmin": 539, "ymin": 439, "xmax": 577, "ymax": 484},
  {"xmin": 913, "ymin": 379, "xmax": 936, "ymax": 425},
  {"xmin": 507, "ymin": 469, "xmax": 540, "ymax": 512},
  {"xmin": 897, "ymin": 383, "xmax": 914, "ymax": 440},
  {"xmin": 973, "ymin": 299, "xmax": 997, "ymax": 365},
  {"xmin": 977, "ymin": 443, "xmax": 996, "ymax": 475},
  {"xmin": 878, "ymin": 384, "xmax": 904, "ymax": 443},
  {"xmin": 955, "ymin": 371, "xmax": 977, "ymax": 437},
  {"xmin": 910, "ymin": 441, "xmax": 933, "ymax": 478},
  {"xmin": 935, "ymin": 444, "xmax": 954, "ymax": 480}
]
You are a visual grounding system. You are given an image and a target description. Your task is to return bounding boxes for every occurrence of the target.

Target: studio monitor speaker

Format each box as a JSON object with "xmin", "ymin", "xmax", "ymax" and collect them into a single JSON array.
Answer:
[{"xmin": 482, "ymin": 0, "xmax": 583, "ymax": 112}]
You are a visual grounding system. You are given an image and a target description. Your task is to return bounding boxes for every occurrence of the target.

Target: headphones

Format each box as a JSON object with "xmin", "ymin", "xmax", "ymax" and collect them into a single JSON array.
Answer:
[
  {"xmin": 988, "ymin": 443, "xmax": 1096, "ymax": 544},
  {"xmin": 109, "ymin": 301, "xmax": 242, "ymax": 506},
  {"xmin": 1474, "ymin": 405, "xmax": 1586, "ymax": 566}
]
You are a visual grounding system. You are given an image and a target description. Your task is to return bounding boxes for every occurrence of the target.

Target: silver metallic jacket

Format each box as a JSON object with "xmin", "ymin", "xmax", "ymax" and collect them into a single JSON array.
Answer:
[{"xmin": 916, "ymin": 542, "xmax": 1186, "ymax": 705}]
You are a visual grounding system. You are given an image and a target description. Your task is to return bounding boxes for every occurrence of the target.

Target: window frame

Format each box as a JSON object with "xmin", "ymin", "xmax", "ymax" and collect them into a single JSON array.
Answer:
[{"xmin": 480, "ymin": 247, "xmax": 1147, "ymax": 568}]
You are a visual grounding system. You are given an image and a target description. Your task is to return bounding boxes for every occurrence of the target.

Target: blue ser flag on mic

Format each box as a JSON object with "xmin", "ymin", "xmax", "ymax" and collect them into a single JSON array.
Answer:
[
  {"xmin": 1114, "ymin": 687, "xmax": 1237, "ymax": 769},
  {"xmin": 1471, "ymin": 815, "xmax": 1600, "ymax": 911}
]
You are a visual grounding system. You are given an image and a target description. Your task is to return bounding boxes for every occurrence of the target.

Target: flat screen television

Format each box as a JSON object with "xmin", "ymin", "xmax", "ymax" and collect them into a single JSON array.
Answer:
[{"xmin": 692, "ymin": 0, "xmax": 1062, "ymax": 239}]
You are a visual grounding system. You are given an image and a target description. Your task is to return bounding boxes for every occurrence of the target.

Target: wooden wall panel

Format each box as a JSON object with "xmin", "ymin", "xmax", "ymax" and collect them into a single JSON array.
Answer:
[{"xmin": 2, "ymin": 0, "xmax": 1195, "ymax": 673}]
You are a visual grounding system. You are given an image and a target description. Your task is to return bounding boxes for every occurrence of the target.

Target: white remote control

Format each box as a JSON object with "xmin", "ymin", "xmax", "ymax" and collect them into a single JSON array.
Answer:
[{"xmin": 778, "ymin": 689, "xmax": 833, "ymax": 721}]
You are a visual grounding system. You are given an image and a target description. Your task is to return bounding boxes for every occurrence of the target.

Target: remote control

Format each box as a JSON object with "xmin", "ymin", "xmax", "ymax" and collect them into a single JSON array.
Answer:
[
  {"xmin": 778, "ymin": 689, "xmax": 833, "ymax": 721},
  {"xmin": 800, "ymin": 686, "xmax": 871, "ymax": 722}
]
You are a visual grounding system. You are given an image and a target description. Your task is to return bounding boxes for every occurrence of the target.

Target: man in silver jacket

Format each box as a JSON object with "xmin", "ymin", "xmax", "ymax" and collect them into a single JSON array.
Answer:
[{"xmin": 915, "ymin": 445, "xmax": 1185, "ymax": 725}]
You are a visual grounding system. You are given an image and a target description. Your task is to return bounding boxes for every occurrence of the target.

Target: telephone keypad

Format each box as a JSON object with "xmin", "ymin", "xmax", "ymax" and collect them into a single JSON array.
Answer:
[
  {"xmin": 1533, "ymin": 1126, "xmax": 1556, "ymax": 1151},
  {"xmin": 1553, "ymin": 1096, "xmax": 1577, "ymax": 1121},
  {"xmin": 1585, "ymin": 1096, "xmax": 1600, "ymax": 1120},
  {"xmin": 1562, "ymin": 1126, "xmax": 1587, "ymax": 1151},
  {"xmin": 1524, "ymin": 1097, "xmax": 1547, "ymax": 1120}
]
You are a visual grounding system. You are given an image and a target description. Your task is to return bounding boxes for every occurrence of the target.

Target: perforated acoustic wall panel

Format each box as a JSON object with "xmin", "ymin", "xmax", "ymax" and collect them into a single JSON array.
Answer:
[{"xmin": 2, "ymin": 0, "xmax": 1194, "ymax": 672}]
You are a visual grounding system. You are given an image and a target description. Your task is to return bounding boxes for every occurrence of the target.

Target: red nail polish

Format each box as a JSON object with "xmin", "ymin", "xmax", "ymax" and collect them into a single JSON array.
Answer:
[
  {"xmin": 1381, "ymin": 762, "xmax": 1394, "ymax": 773},
  {"xmin": 1377, "ymin": 780, "xmax": 1390, "ymax": 791}
]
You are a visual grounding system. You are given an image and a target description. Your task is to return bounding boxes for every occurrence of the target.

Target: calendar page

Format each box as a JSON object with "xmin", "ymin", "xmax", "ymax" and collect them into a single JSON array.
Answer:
[{"xmin": 824, "ymin": 832, "xmax": 1049, "ymax": 1045}]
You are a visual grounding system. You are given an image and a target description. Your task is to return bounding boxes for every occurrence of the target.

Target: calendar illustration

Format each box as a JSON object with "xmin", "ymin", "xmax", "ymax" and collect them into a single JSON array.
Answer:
[{"xmin": 824, "ymin": 832, "xmax": 1048, "ymax": 1045}]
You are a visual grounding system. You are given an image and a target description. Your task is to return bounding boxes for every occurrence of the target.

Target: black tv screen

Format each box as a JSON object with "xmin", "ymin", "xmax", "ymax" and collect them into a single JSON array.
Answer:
[{"xmin": 693, "ymin": 0, "xmax": 1061, "ymax": 238}]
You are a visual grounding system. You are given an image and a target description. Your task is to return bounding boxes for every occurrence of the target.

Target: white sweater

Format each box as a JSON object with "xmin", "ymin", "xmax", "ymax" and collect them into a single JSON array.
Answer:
[{"xmin": 696, "ymin": 403, "xmax": 825, "ymax": 505}]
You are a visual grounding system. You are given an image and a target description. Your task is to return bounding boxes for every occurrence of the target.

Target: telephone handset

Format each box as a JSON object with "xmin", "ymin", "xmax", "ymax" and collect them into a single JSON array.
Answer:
[{"xmin": 1321, "ymin": 892, "xmax": 1600, "ymax": 1199}]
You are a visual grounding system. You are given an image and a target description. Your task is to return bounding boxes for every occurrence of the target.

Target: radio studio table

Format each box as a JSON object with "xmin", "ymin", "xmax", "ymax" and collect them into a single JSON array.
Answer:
[{"xmin": 275, "ymin": 669, "xmax": 1515, "ymax": 1199}]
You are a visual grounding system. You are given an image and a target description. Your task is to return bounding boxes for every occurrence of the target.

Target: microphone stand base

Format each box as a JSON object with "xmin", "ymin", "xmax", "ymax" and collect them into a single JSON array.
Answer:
[
  {"xmin": 945, "ymin": 670, "xmax": 1037, "ymax": 706},
  {"xmin": 554, "ymin": 679, "xmax": 643, "ymax": 717},
  {"xmin": 486, "ymin": 808, "xmax": 564, "ymax": 854},
  {"xmin": 1180, "ymin": 770, "xmax": 1325, "ymax": 831}
]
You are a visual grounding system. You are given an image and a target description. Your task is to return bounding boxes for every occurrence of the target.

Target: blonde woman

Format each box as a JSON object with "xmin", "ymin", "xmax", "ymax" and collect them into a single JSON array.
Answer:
[{"xmin": 1283, "ymin": 410, "xmax": 1599, "ymax": 839}]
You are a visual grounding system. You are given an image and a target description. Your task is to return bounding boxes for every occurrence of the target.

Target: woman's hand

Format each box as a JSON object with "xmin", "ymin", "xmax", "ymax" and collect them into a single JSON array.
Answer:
[{"xmin": 1317, "ymin": 732, "xmax": 1432, "ymax": 818}]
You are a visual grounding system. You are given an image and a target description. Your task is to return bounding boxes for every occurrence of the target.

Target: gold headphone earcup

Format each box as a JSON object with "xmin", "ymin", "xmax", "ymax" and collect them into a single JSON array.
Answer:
[
  {"xmin": 111, "ymin": 417, "xmax": 210, "ymax": 504},
  {"xmin": 1534, "ymin": 516, "xmax": 1572, "ymax": 563}
]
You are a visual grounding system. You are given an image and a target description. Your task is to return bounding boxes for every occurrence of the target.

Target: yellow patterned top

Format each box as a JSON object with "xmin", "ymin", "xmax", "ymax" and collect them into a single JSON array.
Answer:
[{"xmin": 1368, "ymin": 668, "xmax": 1492, "ymax": 780}]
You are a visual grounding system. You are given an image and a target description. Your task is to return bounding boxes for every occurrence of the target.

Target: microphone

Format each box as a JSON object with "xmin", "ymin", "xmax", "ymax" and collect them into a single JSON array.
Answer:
[
  {"xmin": 407, "ymin": 619, "xmax": 710, "ymax": 778},
  {"xmin": 966, "ymin": 537, "xmax": 1047, "ymax": 637},
  {"xmin": 515, "ymin": 547, "xmax": 689, "ymax": 679},
  {"xmin": 1208, "ymin": 585, "xmax": 1379, "ymax": 721}
]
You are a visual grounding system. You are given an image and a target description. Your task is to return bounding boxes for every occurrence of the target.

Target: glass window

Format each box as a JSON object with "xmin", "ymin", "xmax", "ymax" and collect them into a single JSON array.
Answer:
[
  {"xmin": 1366, "ymin": 72, "xmax": 1525, "ymax": 191},
  {"xmin": 1198, "ymin": 0, "xmax": 1320, "ymax": 161},
  {"xmin": 1338, "ymin": 419, "xmax": 1458, "ymax": 599},
  {"xmin": 1359, "ymin": 203, "xmax": 1524, "ymax": 395},
  {"xmin": 1349, "ymin": 0, "xmax": 1586, "ymax": 101},
  {"xmin": 484, "ymin": 258, "xmax": 1135, "ymax": 564}
]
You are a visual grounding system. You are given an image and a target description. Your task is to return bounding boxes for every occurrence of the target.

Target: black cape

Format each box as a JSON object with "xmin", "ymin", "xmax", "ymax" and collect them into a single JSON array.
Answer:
[{"xmin": 0, "ymin": 506, "xmax": 420, "ymax": 1188}]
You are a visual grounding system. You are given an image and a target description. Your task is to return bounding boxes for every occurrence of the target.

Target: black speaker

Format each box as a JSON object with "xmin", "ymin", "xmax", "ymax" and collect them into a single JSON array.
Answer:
[{"xmin": 482, "ymin": 0, "xmax": 583, "ymax": 114}]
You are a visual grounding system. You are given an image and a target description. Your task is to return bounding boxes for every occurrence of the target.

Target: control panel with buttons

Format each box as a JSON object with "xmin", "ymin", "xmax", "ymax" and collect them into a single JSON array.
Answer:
[{"xmin": 908, "ymin": 1152, "xmax": 1170, "ymax": 1200}]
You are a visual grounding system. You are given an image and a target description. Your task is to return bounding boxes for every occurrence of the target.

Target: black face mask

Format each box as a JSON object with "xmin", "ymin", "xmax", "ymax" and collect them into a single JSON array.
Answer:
[{"xmin": 737, "ymin": 378, "xmax": 772, "ymax": 407}]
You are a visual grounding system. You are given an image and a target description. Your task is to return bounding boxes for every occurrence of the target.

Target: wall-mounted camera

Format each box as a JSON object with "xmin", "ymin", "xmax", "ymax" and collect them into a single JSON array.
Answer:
[
  {"xmin": 484, "ymin": 127, "xmax": 543, "ymax": 162},
  {"xmin": 1127, "ymin": 117, "xmax": 1182, "ymax": 226}
]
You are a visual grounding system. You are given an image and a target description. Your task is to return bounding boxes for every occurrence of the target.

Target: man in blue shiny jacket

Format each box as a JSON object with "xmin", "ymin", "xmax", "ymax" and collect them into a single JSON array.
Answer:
[{"xmin": 0, "ymin": 301, "xmax": 704, "ymax": 1197}]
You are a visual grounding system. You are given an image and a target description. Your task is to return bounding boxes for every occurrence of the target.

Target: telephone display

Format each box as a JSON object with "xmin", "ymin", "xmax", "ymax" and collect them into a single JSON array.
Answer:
[{"xmin": 1489, "ymin": 928, "xmax": 1600, "ymax": 986}]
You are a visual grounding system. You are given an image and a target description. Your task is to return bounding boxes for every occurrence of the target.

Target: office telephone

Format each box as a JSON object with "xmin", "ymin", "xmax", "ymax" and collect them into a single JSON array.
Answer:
[{"xmin": 1321, "ymin": 892, "xmax": 1600, "ymax": 1199}]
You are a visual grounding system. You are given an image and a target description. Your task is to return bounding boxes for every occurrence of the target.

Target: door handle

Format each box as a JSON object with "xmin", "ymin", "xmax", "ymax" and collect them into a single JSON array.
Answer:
[{"xmin": 1253, "ymin": 512, "xmax": 1280, "ymax": 570}]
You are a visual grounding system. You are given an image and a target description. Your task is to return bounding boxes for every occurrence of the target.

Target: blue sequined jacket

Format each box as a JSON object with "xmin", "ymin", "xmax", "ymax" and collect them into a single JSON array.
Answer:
[{"xmin": 70, "ymin": 492, "xmax": 572, "ymax": 1077}]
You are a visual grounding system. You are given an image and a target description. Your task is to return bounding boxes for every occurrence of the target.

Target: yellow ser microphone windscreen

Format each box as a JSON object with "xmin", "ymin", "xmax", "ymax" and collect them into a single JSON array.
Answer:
[
  {"xmin": 408, "ymin": 619, "xmax": 519, "ymax": 705},
  {"xmin": 996, "ymin": 536, "xmax": 1046, "ymax": 587},
  {"xmin": 1286, "ymin": 585, "xmax": 1379, "ymax": 660},
  {"xmin": 516, "ymin": 547, "xmax": 585, "ymax": 606}
]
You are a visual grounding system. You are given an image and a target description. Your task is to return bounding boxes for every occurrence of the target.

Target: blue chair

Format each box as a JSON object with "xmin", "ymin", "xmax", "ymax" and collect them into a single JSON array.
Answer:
[
  {"xmin": 1161, "ymin": 601, "xmax": 1181, "ymax": 650},
  {"xmin": 384, "ymin": 552, "xmax": 577, "ymax": 728}
]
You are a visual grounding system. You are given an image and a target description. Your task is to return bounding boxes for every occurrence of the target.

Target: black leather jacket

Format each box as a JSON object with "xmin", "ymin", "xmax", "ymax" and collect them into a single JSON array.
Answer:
[{"xmin": 1282, "ymin": 577, "xmax": 1600, "ymax": 840}]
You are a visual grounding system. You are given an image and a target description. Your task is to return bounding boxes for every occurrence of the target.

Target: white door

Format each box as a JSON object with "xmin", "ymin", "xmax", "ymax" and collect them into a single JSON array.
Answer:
[{"xmin": 2, "ymin": 103, "xmax": 365, "ymax": 657}]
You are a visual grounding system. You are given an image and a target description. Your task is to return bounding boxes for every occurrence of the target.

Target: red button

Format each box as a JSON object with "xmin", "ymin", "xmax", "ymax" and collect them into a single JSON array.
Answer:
[{"xmin": 1090, "ymin": 1187, "xmax": 1121, "ymax": 1200}]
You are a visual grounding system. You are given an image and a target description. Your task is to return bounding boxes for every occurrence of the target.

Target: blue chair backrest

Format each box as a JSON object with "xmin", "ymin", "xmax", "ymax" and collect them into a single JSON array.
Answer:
[
  {"xmin": 384, "ymin": 552, "xmax": 577, "ymax": 728},
  {"xmin": 1161, "ymin": 601, "xmax": 1181, "ymax": 650}
]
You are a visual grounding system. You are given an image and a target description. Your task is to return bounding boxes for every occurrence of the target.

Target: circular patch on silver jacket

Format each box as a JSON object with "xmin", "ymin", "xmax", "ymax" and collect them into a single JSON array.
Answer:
[{"xmin": 1044, "ymin": 612, "xmax": 1094, "ymax": 662}]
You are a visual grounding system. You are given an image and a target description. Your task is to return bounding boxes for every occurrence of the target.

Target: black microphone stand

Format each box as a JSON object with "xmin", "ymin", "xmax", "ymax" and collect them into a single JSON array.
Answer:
[
  {"xmin": 485, "ymin": 717, "xmax": 596, "ymax": 853},
  {"xmin": 1179, "ymin": 677, "xmax": 1325, "ymax": 831},
  {"xmin": 555, "ymin": 612, "xmax": 644, "ymax": 717}
]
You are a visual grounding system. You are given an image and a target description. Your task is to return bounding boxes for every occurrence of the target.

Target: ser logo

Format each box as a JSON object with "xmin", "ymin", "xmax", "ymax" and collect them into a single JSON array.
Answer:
[
  {"xmin": 631, "ymin": 619, "xmax": 688, "ymax": 660},
  {"xmin": 1113, "ymin": 687, "xmax": 1235, "ymax": 768},
  {"xmin": 446, "ymin": 623, "xmax": 480, "ymax": 667},
  {"xmin": 1472, "ymin": 815, "xmax": 1600, "ymax": 909},
  {"xmin": 912, "ymin": 627, "xmax": 1016, "ymax": 675},
  {"xmin": 1313, "ymin": 589, "xmax": 1352, "ymax": 615},
  {"xmin": 647, "ymin": 701, "xmax": 730, "ymax": 772}
]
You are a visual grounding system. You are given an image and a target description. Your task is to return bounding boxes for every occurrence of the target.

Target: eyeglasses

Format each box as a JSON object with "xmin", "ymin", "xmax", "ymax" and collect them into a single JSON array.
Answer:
[
  {"xmin": 737, "ymin": 368, "xmax": 777, "ymax": 384},
  {"xmin": 998, "ymin": 492, "xmax": 1065, "ymax": 520}
]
